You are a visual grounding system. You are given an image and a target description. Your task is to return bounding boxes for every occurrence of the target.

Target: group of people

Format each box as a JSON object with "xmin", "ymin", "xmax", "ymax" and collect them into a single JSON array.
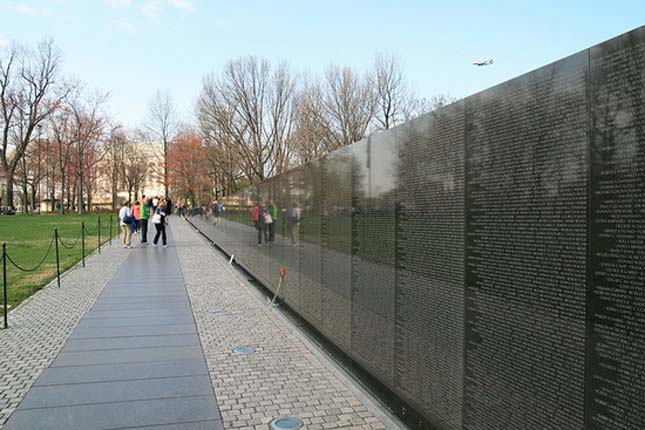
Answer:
[
  {"xmin": 118, "ymin": 195, "xmax": 173, "ymax": 249},
  {"xmin": 250, "ymin": 200, "xmax": 301, "ymax": 246}
]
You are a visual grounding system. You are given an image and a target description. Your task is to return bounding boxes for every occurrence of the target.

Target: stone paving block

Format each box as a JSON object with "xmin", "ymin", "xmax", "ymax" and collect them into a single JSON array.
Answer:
[
  {"xmin": 4, "ymin": 396, "xmax": 220, "ymax": 430},
  {"xmin": 126, "ymin": 422, "xmax": 223, "ymax": 430},
  {"xmin": 19, "ymin": 375, "xmax": 213, "ymax": 409},
  {"xmin": 82, "ymin": 308, "xmax": 187, "ymax": 319},
  {"xmin": 75, "ymin": 314, "xmax": 195, "ymax": 329},
  {"xmin": 69, "ymin": 323, "xmax": 196, "ymax": 338},
  {"xmin": 52, "ymin": 345, "xmax": 204, "ymax": 367},
  {"xmin": 95, "ymin": 294, "xmax": 189, "ymax": 304},
  {"xmin": 91, "ymin": 301, "xmax": 191, "ymax": 311},
  {"xmin": 34, "ymin": 359, "xmax": 208, "ymax": 386},
  {"xmin": 63, "ymin": 333, "xmax": 200, "ymax": 351}
]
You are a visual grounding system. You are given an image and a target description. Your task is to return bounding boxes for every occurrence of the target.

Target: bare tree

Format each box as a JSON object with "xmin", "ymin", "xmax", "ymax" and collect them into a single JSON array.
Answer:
[
  {"xmin": 322, "ymin": 65, "xmax": 375, "ymax": 150},
  {"xmin": 49, "ymin": 103, "xmax": 75, "ymax": 213},
  {"xmin": 67, "ymin": 87, "xmax": 108, "ymax": 213},
  {"xmin": 121, "ymin": 141, "xmax": 149, "ymax": 202},
  {"xmin": 0, "ymin": 40, "xmax": 66, "ymax": 210},
  {"xmin": 198, "ymin": 57, "xmax": 296, "ymax": 184},
  {"xmin": 291, "ymin": 80, "xmax": 330, "ymax": 163},
  {"xmin": 145, "ymin": 90, "xmax": 178, "ymax": 196},
  {"xmin": 401, "ymin": 93, "xmax": 457, "ymax": 122},
  {"xmin": 103, "ymin": 125, "xmax": 126, "ymax": 210},
  {"xmin": 371, "ymin": 52, "xmax": 408, "ymax": 130}
]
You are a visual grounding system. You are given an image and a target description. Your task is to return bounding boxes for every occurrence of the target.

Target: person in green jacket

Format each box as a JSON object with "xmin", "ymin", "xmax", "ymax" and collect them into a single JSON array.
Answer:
[
  {"xmin": 140, "ymin": 197, "xmax": 150, "ymax": 244},
  {"xmin": 268, "ymin": 199, "xmax": 278, "ymax": 242}
]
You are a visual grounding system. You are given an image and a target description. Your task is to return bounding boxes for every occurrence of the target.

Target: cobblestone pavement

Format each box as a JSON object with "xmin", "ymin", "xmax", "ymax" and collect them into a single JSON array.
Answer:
[
  {"xmin": 175, "ymin": 220, "xmax": 405, "ymax": 430},
  {"xmin": 0, "ymin": 242, "xmax": 129, "ymax": 428}
]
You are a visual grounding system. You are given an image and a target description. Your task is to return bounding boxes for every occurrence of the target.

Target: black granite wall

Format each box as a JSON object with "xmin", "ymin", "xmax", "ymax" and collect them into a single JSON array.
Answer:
[{"xmin": 191, "ymin": 26, "xmax": 645, "ymax": 430}]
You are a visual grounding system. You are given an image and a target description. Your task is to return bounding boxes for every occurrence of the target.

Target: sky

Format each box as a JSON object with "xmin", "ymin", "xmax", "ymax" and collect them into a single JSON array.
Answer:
[{"xmin": 0, "ymin": 0, "xmax": 642, "ymax": 128}]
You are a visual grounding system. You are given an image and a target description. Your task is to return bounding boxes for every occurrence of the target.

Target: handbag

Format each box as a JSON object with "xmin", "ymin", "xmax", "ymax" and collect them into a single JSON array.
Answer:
[{"xmin": 151, "ymin": 212, "xmax": 162, "ymax": 224}]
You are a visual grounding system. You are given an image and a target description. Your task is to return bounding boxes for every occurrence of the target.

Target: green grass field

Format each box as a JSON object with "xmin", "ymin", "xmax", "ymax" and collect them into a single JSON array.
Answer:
[{"xmin": 0, "ymin": 214, "xmax": 118, "ymax": 321}]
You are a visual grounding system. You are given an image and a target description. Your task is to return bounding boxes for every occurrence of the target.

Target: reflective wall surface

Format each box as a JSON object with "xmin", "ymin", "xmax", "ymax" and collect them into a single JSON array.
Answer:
[{"xmin": 190, "ymin": 26, "xmax": 645, "ymax": 430}]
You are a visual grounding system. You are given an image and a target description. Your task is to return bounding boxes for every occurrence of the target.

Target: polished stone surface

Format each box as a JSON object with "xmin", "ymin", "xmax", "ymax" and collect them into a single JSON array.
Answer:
[{"xmin": 191, "ymin": 26, "xmax": 645, "ymax": 430}]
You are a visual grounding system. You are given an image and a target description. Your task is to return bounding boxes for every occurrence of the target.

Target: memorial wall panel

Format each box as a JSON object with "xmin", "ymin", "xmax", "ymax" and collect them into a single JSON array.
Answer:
[
  {"xmin": 188, "ymin": 26, "xmax": 645, "ymax": 430},
  {"xmin": 587, "ymin": 26, "xmax": 645, "ymax": 430},
  {"xmin": 464, "ymin": 51, "xmax": 589, "ymax": 430},
  {"xmin": 298, "ymin": 161, "xmax": 323, "ymax": 324},
  {"xmin": 320, "ymin": 147, "xmax": 353, "ymax": 350},
  {"xmin": 396, "ymin": 102, "xmax": 465, "ymax": 430},
  {"xmin": 279, "ymin": 170, "xmax": 302, "ymax": 311},
  {"xmin": 351, "ymin": 132, "xmax": 397, "ymax": 384}
]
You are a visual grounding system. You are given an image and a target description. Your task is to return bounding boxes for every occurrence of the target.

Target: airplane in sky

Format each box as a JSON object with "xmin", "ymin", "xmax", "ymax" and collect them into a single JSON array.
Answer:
[{"xmin": 473, "ymin": 59, "xmax": 494, "ymax": 66}]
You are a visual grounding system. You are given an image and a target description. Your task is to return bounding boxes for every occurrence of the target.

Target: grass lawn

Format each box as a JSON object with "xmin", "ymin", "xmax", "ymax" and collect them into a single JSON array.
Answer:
[{"xmin": 0, "ymin": 214, "xmax": 119, "ymax": 321}]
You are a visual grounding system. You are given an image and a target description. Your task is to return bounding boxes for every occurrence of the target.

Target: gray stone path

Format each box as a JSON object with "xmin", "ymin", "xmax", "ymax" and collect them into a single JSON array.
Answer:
[
  {"xmin": 0, "ymin": 241, "xmax": 128, "ymax": 428},
  {"xmin": 4, "ymin": 231, "xmax": 222, "ymax": 429},
  {"xmin": 174, "ymin": 220, "xmax": 402, "ymax": 430}
]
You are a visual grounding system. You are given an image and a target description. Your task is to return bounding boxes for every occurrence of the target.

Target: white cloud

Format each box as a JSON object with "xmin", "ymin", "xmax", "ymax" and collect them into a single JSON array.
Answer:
[
  {"xmin": 12, "ymin": 4, "xmax": 41, "ymax": 16},
  {"xmin": 140, "ymin": 1, "xmax": 160, "ymax": 23},
  {"xmin": 166, "ymin": 0, "xmax": 194, "ymax": 11},
  {"xmin": 107, "ymin": 0, "xmax": 133, "ymax": 8},
  {"xmin": 111, "ymin": 19, "xmax": 141, "ymax": 36}
]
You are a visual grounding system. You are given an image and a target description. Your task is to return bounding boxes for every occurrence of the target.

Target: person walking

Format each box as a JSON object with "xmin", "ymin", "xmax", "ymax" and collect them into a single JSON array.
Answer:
[
  {"xmin": 177, "ymin": 199, "xmax": 184, "ymax": 218},
  {"xmin": 118, "ymin": 201, "xmax": 133, "ymax": 249},
  {"xmin": 152, "ymin": 201, "xmax": 168, "ymax": 248},
  {"xmin": 140, "ymin": 197, "xmax": 150, "ymax": 244},
  {"xmin": 132, "ymin": 201, "xmax": 141, "ymax": 233}
]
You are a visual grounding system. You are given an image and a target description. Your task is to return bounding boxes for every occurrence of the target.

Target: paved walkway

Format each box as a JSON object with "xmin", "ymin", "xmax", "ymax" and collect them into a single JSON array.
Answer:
[
  {"xmin": 4, "ymin": 230, "xmax": 222, "ymax": 429},
  {"xmin": 2, "ymin": 221, "xmax": 401, "ymax": 430},
  {"xmin": 174, "ymin": 221, "xmax": 398, "ymax": 430},
  {"xmin": 0, "ymin": 240, "xmax": 128, "ymax": 428}
]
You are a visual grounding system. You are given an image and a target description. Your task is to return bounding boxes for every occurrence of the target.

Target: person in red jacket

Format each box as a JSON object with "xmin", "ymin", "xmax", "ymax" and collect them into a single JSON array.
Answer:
[
  {"xmin": 132, "ymin": 201, "xmax": 141, "ymax": 233},
  {"xmin": 251, "ymin": 204, "xmax": 261, "ymax": 245}
]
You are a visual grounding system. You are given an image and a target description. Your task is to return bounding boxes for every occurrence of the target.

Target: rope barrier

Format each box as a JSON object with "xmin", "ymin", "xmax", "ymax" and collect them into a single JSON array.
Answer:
[
  {"xmin": 58, "ymin": 229, "xmax": 83, "ymax": 250},
  {"xmin": 5, "ymin": 233, "xmax": 56, "ymax": 273}
]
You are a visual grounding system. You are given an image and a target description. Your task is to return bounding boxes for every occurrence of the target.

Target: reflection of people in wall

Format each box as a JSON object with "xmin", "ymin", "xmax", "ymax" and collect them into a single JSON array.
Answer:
[
  {"xmin": 214, "ymin": 200, "xmax": 223, "ymax": 224},
  {"xmin": 251, "ymin": 203, "xmax": 261, "ymax": 244},
  {"xmin": 268, "ymin": 199, "xmax": 277, "ymax": 242},
  {"xmin": 287, "ymin": 203, "xmax": 302, "ymax": 246},
  {"xmin": 259, "ymin": 204, "xmax": 273, "ymax": 247}
]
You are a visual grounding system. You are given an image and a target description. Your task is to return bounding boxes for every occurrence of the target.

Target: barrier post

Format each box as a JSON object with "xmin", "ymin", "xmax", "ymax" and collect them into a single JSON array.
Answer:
[
  {"xmin": 3, "ymin": 243, "xmax": 7, "ymax": 329},
  {"xmin": 81, "ymin": 222, "xmax": 86, "ymax": 267},
  {"xmin": 98, "ymin": 217, "xmax": 101, "ymax": 255},
  {"xmin": 54, "ymin": 229, "xmax": 61, "ymax": 288}
]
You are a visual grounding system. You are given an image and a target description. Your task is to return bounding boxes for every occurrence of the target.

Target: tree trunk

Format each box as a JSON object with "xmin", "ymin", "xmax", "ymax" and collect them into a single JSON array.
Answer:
[
  {"xmin": 4, "ymin": 170, "xmax": 15, "ymax": 210},
  {"xmin": 31, "ymin": 185, "xmax": 37, "ymax": 212},
  {"xmin": 86, "ymin": 182, "xmax": 93, "ymax": 212},
  {"xmin": 59, "ymin": 176, "xmax": 66, "ymax": 214}
]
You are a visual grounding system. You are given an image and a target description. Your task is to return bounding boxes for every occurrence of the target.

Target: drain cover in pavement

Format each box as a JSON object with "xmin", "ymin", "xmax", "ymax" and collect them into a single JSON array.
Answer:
[
  {"xmin": 214, "ymin": 309, "xmax": 232, "ymax": 316},
  {"xmin": 270, "ymin": 417, "xmax": 304, "ymax": 430},
  {"xmin": 233, "ymin": 346, "xmax": 256, "ymax": 355}
]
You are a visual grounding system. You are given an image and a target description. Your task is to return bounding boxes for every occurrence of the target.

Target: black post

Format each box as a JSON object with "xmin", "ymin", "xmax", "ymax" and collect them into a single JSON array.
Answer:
[
  {"xmin": 81, "ymin": 222, "xmax": 85, "ymax": 267},
  {"xmin": 109, "ymin": 215, "xmax": 113, "ymax": 245},
  {"xmin": 3, "ymin": 242, "xmax": 7, "ymax": 329},
  {"xmin": 54, "ymin": 229, "xmax": 61, "ymax": 288},
  {"xmin": 98, "ymin": 217, "xmax": 101, "ymax": 255}
]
